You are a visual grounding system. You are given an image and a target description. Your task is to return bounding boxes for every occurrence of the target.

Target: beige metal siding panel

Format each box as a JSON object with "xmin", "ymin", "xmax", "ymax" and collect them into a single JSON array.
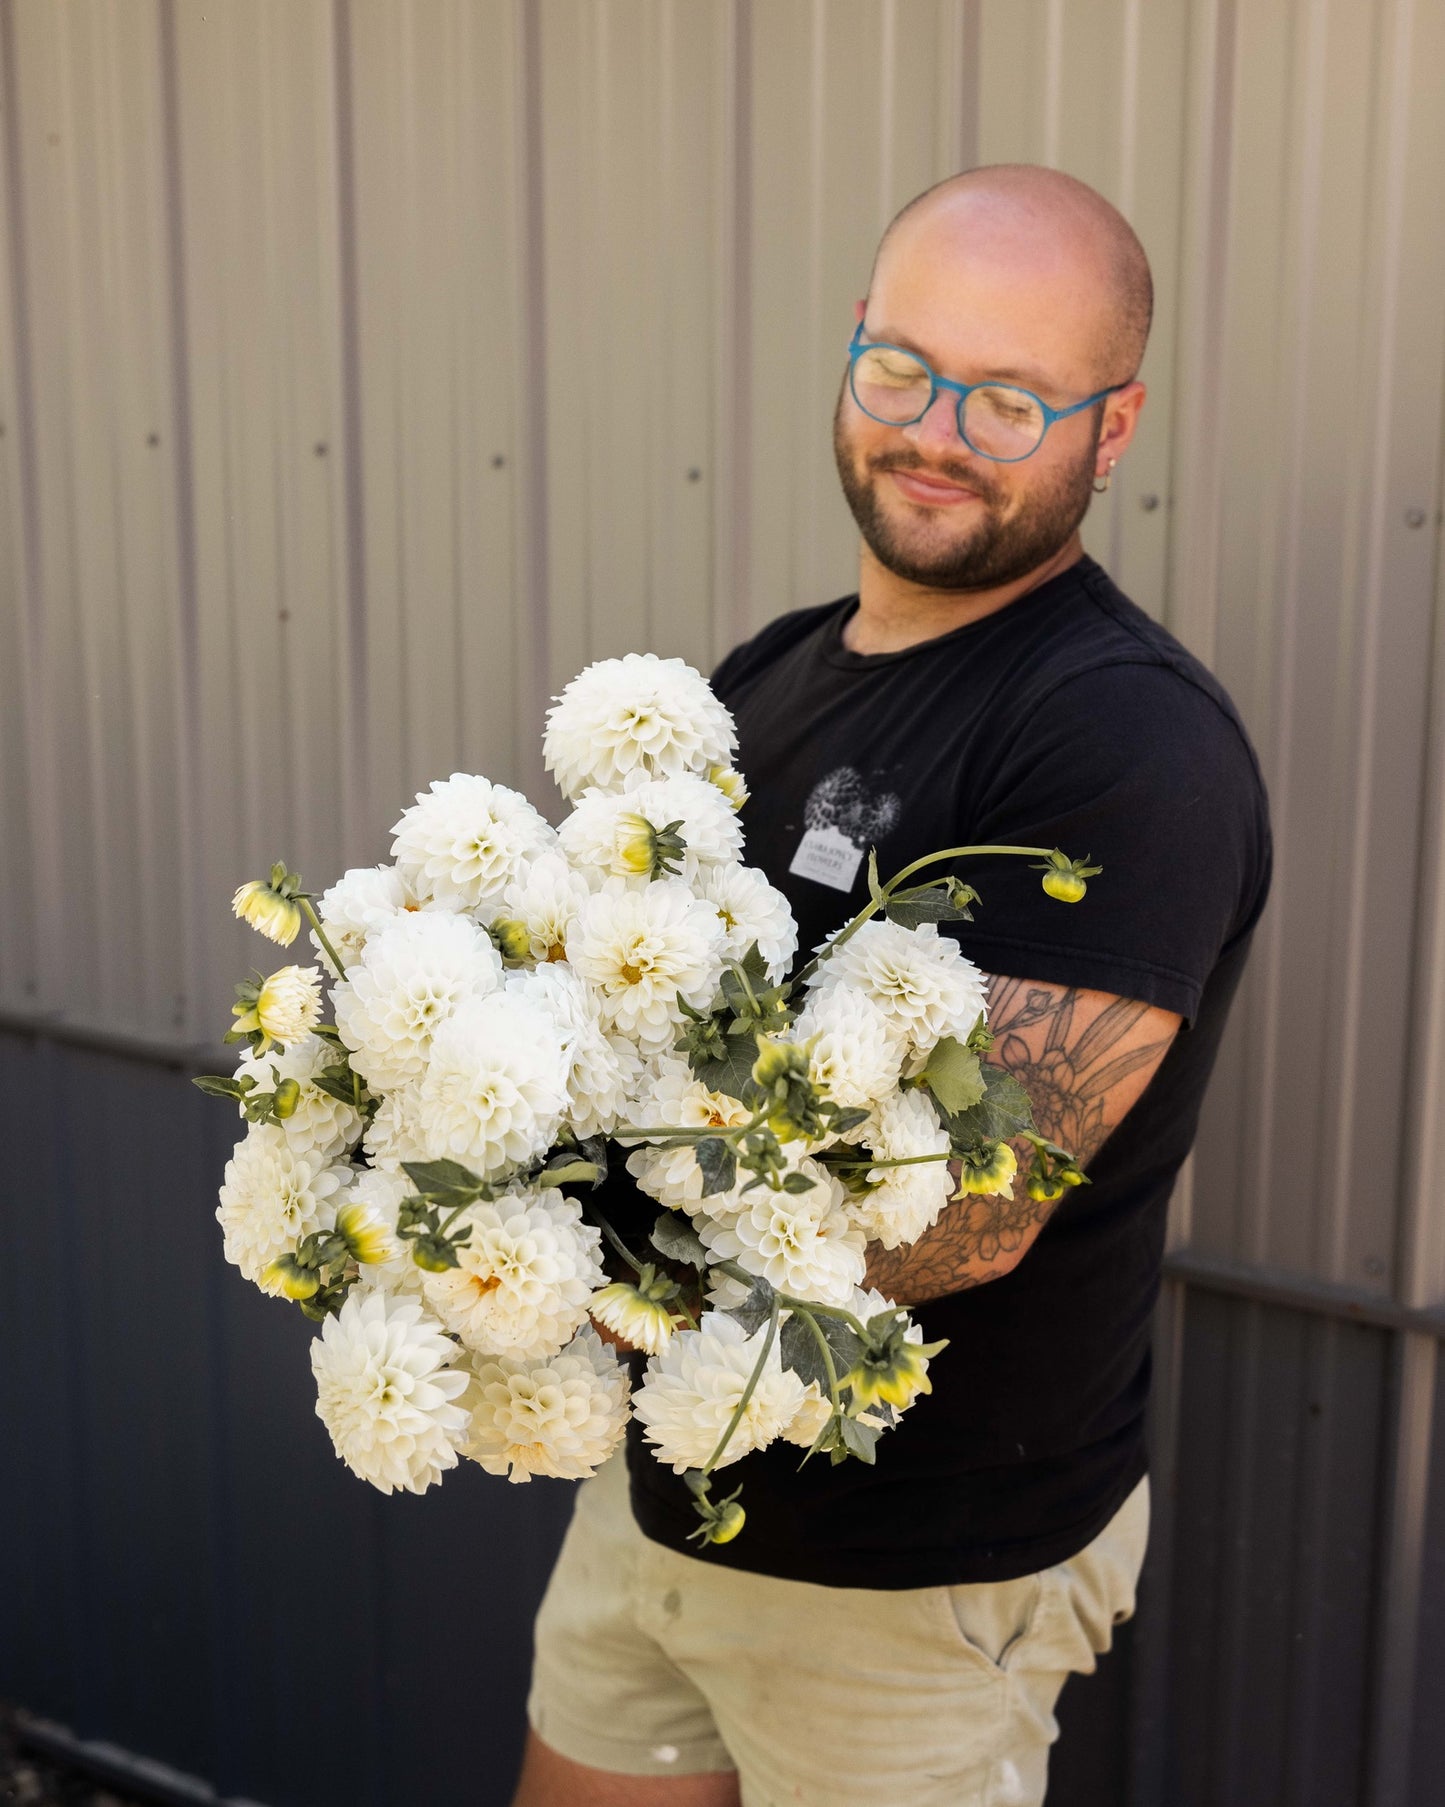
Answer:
[{"xmin": 172, "ymin": 0, "xmax": 349, "ymax": 1028}]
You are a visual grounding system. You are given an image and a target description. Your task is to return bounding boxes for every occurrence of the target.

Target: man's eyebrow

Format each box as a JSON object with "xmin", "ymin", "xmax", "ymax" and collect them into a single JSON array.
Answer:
[{"xmin": 867, "ymin": 323, "xmax": 1059, "ymax": 396}]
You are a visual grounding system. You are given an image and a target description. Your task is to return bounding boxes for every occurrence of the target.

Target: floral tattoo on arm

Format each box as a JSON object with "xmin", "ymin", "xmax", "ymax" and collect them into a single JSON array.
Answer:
[{"xmin": 863, "ymin": 977, "xmax": 1179, "ymax": 1304}]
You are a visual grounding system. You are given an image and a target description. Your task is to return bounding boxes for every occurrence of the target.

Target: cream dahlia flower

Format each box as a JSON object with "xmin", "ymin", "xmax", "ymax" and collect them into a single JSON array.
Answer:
[
  {"xmin": 215, "ymin": 1125, "xmax": 350, "ymax": 1291},
  {"xmin": 492, "ymin": 850, "xmax": 591, "ymax": 964},
  {"xmin": 310, "ymin": 864, "xmax": 420, "ymax": 974},
  {"xmin": 845, "ymin": 1088, "xmax": 955, "ymax": 1250},
  {"xmin": 310, "ymin": 1289, "xmax": 471, "ymax": 1495},
  {"xmin": 698, "ymin": 1163, "xmax": 866, "ymax": 1306},
  {"xmin": 332, "ymin": 909, "xmax": 502, "ymax": 1092},
  {"xmin": 632, "ymin": 1315, "xmax": 806, "ymax": 1475},
  {"xmin": 247, "ymin": 964, "xmax": 323, "ymax": 1051},
  {"xmin": 421, "ymin": 1188, "xmax": 605, "ymax": 1361},
  {"xmin": 360, "ymin": 1086, "xmax": 428, "ymax": 1175},
  {"xmin": 558, "ymin": 776, "xmax": 744, "ymax": 885},
  {"xmin": 390, "ymin": 772, "xmax": 557, "ymax": 911},
  {"xmin": 794, "ymin": 982, "xmax": 904, "ymax": 1108},
  {"xmin": 808, "ymin": 920, "xmax": 988, "ymax": 1054},
  {"xmin": 699, "ymin": 863, "xmax": 798, "ymax": 981},
  {"xmin": 779, "ymin": 1379, "xmax": 834, "ymax": 1448},
  {"xmin": 543, "ymin": 653, "xmax": 736, "ymax": 800},
  {"xmin": 564, "ymin": 877, "xmax": 725, "ymax": 1055},
  {"xmin": 622, "ymin": 1056, "xmax": 756, "ymax": 1214},
  {"xmin": 341, "ymin": 1167, "xmax": 423, "ymax": 1294},
  {"xmin": 506, "ymin": 963, "xmax": 642, "ymax": 1140},
  {"xmin": 589, "ymin": 1279, "xmax": 685, "ymax": 1354},
  {"xmin": 412, "ymin": 990, "xmax": 570, "ymax": 1178},
  {"xmin": 460, "ymin": 1326, "xmax": 631, "ymax": 1482},
  {"xmin": 232, "ymin": 1032, "xmax": 364, "ymax": 1160}
]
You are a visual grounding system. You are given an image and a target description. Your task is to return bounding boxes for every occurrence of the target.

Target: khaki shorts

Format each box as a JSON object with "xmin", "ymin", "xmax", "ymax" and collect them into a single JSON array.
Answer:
[{"xmin": 526, "ymin": 1452, "xmax": 1149, "ymax": 1807}]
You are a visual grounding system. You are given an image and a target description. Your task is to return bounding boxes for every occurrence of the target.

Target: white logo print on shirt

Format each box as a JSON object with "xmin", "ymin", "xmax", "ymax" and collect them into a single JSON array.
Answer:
[{"xmin": 788, "ymin": 767, "xmax": 902, "ymax": 891}]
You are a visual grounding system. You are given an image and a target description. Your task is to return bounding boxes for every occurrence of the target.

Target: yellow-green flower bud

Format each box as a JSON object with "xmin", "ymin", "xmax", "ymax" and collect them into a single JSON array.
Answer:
[
  {"xmin": 844, "ymin": 1340, "xmax": 942, "ymax": 1413},
  {"xmin": 750, "ymin": 1035, "xmax": 810, "ymax": 1091},
  {"xmin": 953, "ymin": 1140, "xmax": 1018, "ymax": 1198},
  {"xmin": 488, "ymin": 917, "xmax": 533, "ymax": 964},
  {"xmin": 612, "ymin": 813, "xmax": 687, "ymax": 880},
  {"xmin": 1059, "ymin": 1165, "xmax": 1086, "ymax": 1187},
  {"xmin": 252, "ymin": 965, "xmax": 323, "ymax": 1051},
  {"xmin": 590, "ymin": 1280, "xmax": 682, "ymax": 1356},
  {"xmin": 231, "ymin": 873, "xmax": 304, "ymax": 946},
  {"xmin": 704, "ymin": 1501, "xmax": 746, "ymax": 1543},
  {"xmin": 263, "ymin": 1253, "xmax": 321, "ymax": 1300},
  {"xmin": 1042, "ymin": 870, "xmax": 1088, "ymax": 903},
  {"xmin": 708, "ymin": 765, "xmax": 750, "ymax": 811},
  {"xmin": 1026, "ymin": 1170, "xmax": 1066, "ymax": 1204},
  {"xmin": 336, "ymin": 1199, "xmax": 395, "ymax": 1265},
  {"xmin": 271, "ymin": 1076, "xmax": 302, "ymax": 1120}
]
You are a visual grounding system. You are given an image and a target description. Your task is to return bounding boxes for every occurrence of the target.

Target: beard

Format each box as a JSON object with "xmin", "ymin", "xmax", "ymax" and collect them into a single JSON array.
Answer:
[{"xmin": 832, "ymin": 380, "xmax": 1102, "ymax": 591}]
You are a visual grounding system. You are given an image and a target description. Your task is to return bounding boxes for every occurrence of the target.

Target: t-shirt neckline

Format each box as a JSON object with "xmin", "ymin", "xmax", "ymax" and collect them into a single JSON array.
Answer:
[{"xmin": 820, "ymin": 552, "xmax": 1098, "ymax": 671}]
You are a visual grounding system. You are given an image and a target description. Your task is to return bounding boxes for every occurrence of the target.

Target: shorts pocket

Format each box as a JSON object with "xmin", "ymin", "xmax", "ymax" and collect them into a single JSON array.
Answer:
[{"xmin": 938, "ymin": 1571, "xmax": 1046, "ymax": 1675}]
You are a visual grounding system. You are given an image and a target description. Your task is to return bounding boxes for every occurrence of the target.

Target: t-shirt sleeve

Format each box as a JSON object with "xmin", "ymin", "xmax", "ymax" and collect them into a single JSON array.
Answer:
[{"xmin": 945, "ymin": 661, "xmax": 1271, "ymax": 1027}]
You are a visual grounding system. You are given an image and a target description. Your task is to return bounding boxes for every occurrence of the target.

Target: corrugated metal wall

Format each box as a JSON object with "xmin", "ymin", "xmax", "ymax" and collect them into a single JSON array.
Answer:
[{"xmin": 3, "ymin": 3, "xmax": 1444, "ymax": 1803}]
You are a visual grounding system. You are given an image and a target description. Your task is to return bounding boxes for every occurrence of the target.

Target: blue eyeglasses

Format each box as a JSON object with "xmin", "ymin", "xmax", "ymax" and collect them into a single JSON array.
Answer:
[{"xmin": 847, "ymin": 322, "xmax": 1125, "ymax": 462}]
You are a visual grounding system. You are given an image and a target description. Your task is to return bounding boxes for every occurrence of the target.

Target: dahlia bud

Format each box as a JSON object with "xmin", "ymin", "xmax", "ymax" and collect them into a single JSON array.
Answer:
[
  {"xmin": 707, "ymin": 765, "xmax": 750, "ymax": 811},
  {"xmin": 952, "ymin": 1140, "xmax": 1018, "ymax": 1199},
  {"xmin": 262, "ymin": 1252, "xmax": 321, "ymax": 1300},
  {"xmin": 231, "ymin": 863, "xmax": 306, "ymax": 945}
]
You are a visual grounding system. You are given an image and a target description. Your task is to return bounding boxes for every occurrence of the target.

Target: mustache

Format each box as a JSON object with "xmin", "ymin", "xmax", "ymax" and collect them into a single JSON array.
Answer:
[{"xmin": 866, "ymin": 449, "xmax": 999, "ymax": 504}]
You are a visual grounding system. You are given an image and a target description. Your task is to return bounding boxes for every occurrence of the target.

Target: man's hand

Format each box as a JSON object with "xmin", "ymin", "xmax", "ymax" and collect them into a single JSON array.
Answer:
[{"xmin": 862, "ymin": 975, "xmax": 1182, "ymax": 1305}]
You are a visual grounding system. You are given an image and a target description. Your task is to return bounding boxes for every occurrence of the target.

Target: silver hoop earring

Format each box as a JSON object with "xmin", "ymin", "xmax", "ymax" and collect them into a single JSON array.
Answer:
[{"xmin": 1093, "ymin": 458, "xmax": 1117, "ymax": 495}]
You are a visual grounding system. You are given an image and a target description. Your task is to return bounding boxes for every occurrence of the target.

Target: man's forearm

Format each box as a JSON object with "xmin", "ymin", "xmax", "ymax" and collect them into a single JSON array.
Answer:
[{"xmin": 862, "ymin": 1149, "xmax": 1054, "ymax": 1305}]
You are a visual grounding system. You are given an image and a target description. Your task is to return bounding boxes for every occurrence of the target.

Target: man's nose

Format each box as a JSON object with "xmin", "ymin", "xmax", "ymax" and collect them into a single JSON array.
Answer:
[{"xmin": 901, "ymin": 388, "xmax": 966, "ymax": 454}]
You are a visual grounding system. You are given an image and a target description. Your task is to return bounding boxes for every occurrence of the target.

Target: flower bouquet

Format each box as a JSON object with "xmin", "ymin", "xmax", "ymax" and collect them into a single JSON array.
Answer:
[{"xmin": 198, "ymin": 654, "xmax": 1096, "ymax": 1545}]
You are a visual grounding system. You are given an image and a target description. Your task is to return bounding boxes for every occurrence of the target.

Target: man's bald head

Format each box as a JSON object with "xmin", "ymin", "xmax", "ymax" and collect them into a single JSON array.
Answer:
[{"xmin": 868, "ymin": 165, "xmax": 1153, "ymax": 389}]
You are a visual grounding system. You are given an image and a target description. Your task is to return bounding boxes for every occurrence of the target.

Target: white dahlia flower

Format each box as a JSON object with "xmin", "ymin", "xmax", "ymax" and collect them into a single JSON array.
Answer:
[
  {"xmin": 506, "ymin": 963, "xmax": 642, "ymax": 1140},
  {"xmin": 460, "ymin": 1326, "xmax": 630, "ymax": 1482},
  {"xmin": 216, "ymin": 1125, "xmax": 350, "ymax": 1291},
  {"xmin": 492, "ymin": 850, "xmax": 591, "ymax": 963},
  {"xmin": 700, "ymin": 863, "xmax": 798, "ymax": 982},
  {"xmin": 421, "ymin": 1188, "xmax": 605, "ymax": 1361},
  {"xmin": 412, "ymin": 991, "xmax": 570, "ymax": 1178},
  {"xmin": 779, "ymin": 1379, "xmax": 834, "ymax": 1448},
  {"xmin": 249, "ymin": 964, "xmax": 323, "ymax": 1050},
  {"xmin": 845, "ymin": 1088, "xmax": 955, "ymax": 1250},
  {"xmin": 332, "ymin": 909, "xmax": 502, "ymax": 1092},
  {"xmin": 698, "ymin": 1163, "xmax": 866, "ymax": 1306},
  {"xmin": 390, "ymin": 772, "xmax": 557, "ymax": 911},
  {"xmin": 310, "ymin": 864, "xmax": 420, "ymax": 974},
  {"xmin": 360, "ymin": 1086, "xmax": 428, "ymax": 1176},
  {"xmin": 622, "ymin": 1057, "xmax": 755, "ymax": 1214},
  {"xmin": 808, "ymin": 920, "xmax": 988, "ymax": 1054},
  {"xmin": 232, "ymin": 1032, "xmax": 364, "ymax": 1160},
  {"xmin": 794, "ymin": 982, "xmax": 904, "ymax": 1108},
  {"xmin": 589, "ymin": 1280, "xmax": 684, "ymax": 1355},
  {"xmin": 632, "ymin": 1314, "xmax": 806, "ymax": 1475},
  {"xmin": 310, "ymin": 1289, "xmax": 470, "ymax": 1495},
  {"xmin": 558, "ymin": 776, "xmax": 744, "ymax": 886},
  {"xmin": 565, "ymin": 877, "xmax": 725, "ymax": 1055},
  {"xmin": 543, "ymin": 653, "xmax": 737, "ymax": 800}
]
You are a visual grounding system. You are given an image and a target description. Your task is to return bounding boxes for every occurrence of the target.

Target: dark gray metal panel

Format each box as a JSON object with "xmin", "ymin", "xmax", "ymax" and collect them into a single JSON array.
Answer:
[
  {"xmin": 1408, "ymin": 1342, "xmax": 1445, "ymax": 1801},
  {"xmin": 1164, "ymin": 1291, "xmax": 1388, "ymax": 1807}
]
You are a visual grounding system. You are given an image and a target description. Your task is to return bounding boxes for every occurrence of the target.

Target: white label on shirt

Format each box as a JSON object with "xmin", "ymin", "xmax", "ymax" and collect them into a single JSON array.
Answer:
[{"xmin": 789, "ymin": 825, "xmax": 864, "ymax": 891}]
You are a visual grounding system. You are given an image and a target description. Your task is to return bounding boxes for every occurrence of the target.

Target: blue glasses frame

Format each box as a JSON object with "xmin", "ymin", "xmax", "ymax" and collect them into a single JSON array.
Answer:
[{"xmin": 847, "ymin": 322, "xmax": 1126, "ymax": 462}]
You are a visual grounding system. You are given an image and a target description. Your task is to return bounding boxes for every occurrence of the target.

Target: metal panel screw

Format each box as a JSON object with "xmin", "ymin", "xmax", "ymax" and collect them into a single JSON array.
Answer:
[
  {"xmin": 686, "ymin": 467, "xmax": 702, "ymax": 482},
  {"xmin": 1405, "ymin": 507, "xmax": 1426, "ymax": 529},
  {"xmin": 146, "ymin": 432, "xmax": 160, "ymax": 446},
  {"xmin": 1140, "ymin": 493, "xmax": 1160, "ymax": 512},
  {"xmin": 314, "ymin": 441, "xmax": 328, "ymax": 456},
  {"xmin": 491, "ymin": 454, "xmax": 506, "ymax": 468}
]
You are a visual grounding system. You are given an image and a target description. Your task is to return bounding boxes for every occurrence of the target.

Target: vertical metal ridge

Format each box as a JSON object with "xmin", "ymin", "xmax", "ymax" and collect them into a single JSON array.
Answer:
[
  {"xmin": 330, "ymin": 0, "xmax": 370, "ymax": 851},
  {"xmin": 1041, "ymin": 0, "xmax": 1064, "ymax": 169},
  {"xmin": 0, "ymin": 0, "xmax": 65, "ymax": 1013},
  {"xmin": 876, "ymin": 0, "xmax": 897, "ymax": 232},
  {"xmin": 156, "ymin": 0, "xmax": 206, "ymax": 1042},
  {"xmin": 513, "ymin": 0, "xmax": 551, "ymax": 797},
  {"xmin": 716, "ymin": 0, "xmax": 752, "ymax": 656}
]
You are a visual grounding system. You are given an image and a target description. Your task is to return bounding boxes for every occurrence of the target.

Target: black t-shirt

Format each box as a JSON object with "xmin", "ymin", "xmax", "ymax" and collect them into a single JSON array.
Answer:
[{"xmin": 614, "ymin": 551, "xmax": 1272, "ymax": 1589}]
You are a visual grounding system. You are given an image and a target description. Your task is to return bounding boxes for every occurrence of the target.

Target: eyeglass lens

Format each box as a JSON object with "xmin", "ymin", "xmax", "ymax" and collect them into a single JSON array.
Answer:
[{"xmin": 851, "ymin": 344, "xmax": 1047, "ymax": 460}]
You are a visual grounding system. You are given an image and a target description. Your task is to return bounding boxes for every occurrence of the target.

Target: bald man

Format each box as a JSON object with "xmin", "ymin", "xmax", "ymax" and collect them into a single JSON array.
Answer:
[{"xmin": 514, "ymin": 166, "xmax": 1271, "ymax": 1807}]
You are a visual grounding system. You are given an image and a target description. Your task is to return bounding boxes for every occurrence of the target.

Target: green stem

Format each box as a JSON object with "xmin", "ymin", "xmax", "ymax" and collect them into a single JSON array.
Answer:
[
  {"xmin": 701, "ymin": 1294, "xmax": 781, "ymax": 1478},
  {"xmin": 589, "ymin": 1206, "xmax": 646, "ymax": 1278},
  {"xmin": 797, "ymin": 1306, "xmax": 843, "ymax": 1413},
  {"xmin": 300, "ymin": 897, "xmax": 348, "ymax": 980},
  {"xmin": 790, "ymin": 842, "xmax": 1058, "ymax": 989},
  {"xmin": 727, "ymin": 956, "xmax": 761, "ymax": 1015},
  {"xmin": 714, "ymin": 1260, "xmax": 870, "ymax": 1342},
  {"xmin": 612, "ymin": 1105, "xmax": 770, "ymax": 1144},
  {"xmin": 823, "ymin": 1151, "xmax": 953, "ymax": 1173}
]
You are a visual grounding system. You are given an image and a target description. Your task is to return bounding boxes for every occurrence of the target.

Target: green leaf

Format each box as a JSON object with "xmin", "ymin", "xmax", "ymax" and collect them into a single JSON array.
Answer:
[
  {"xmin": 939, "ymin": 1063, "xmax": 1037, "ymax": 1146},
  {"xmin": 691, "ymin": 1035, "xmax": 764, "ymax": 1104},
  {"xmin": 694, "ymin": 1137, "xmax": 738, "ymax": 1197},
  {"xmin": 399, "ymin": 1158, "xmax": 486, "ymax": 1202},
  {"xmin": 725, "ymin": 1274, "xmax": 777, "ymax": 1335},
  {"xmin": 919, "ymin": 1037, "xmax": 986, "ymax": 1115},
  {"xmin": 649, "ymin": 1211, "xmax": 708, "ymax": 1271},
  {"xmin": 867, "ymin": 847, "xmax": 885, "ymax": 906},
  {"xmin": 780, "ymin": 1170, "xmax": 816, "ymax": 1195},
  {"xmin": 883, "ymin": 891, "xmax": 974, "ymax": 929},
  {"xmin": 779, "ymin": 1312, "xmax": 829, "ymax": 1390},
  {"xmin": 191, "ymin": 1074, "xmax": 248, "ymax": 1100},
  {"xmin": 826, "ymin": 1105, "xmax": 871, "ymax": 1138},
  {"xmin": 837, "ymin": 1414, "xmax": 880, "ymax": 1464}
]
